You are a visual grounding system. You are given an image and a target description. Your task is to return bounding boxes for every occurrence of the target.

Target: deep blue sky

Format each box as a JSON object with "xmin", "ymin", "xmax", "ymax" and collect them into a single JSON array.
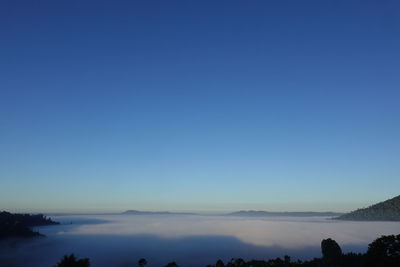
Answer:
[{"xmin": 1, "ymin": 0, "xmax": 400, "ymax": 213}]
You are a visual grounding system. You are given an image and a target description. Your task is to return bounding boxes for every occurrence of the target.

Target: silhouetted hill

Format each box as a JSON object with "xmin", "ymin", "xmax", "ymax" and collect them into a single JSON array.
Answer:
[
  {"xmin": 0, "ymin": 211, "xmax": 59, "ymax": 239},
  {"xmin": 122, "ymin": 210, "xmax": 195, "ymax": 215},
  {"xmin": 227, "ymin": 210, "xmax": 343, "ymax": 217},
  {"xmin": 336, "ymin": 195, "xmax": 400, "ymax": 221}
]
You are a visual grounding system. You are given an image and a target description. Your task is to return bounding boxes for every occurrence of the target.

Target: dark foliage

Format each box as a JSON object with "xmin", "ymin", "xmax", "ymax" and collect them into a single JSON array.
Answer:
[
  {"xmin": 53, "ymin": 254, "xmax": 90, "ymax": 267},
  {"xmin": 216, "ymin": 259, "xmax": 225, "ymax": 267},
  {"xmin": 138, "ymin": 258, "xmax": 148, "ymax": 267},
  {"xmin": 366, "ymin": 234, "xmax": 400, "ymax": 267},
  {"xmin": 164, "ymin": 262, "xmax": 179, "ymax": 267},
  {"xmin": 0, "ymin": 211, "xmax": 59, "ymax": 239},
  {"xmin": 321, "ymin": 238, "xmax": 342, "ymax": 264},
  {"xmin": 205, "ymin": 235, "xmax": 399, "ymax": 267}
]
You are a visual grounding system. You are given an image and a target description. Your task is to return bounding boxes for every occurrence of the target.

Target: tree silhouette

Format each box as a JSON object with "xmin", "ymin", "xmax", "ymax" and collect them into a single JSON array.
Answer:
[
  {"xmin": 321, "ymin": 238, "xmax": 342, "ymax": 264},
  {"xmin": 284, "ymin": 255, "xmax": 291, "ymax": 264},
  {"xmin": 54, "ymin": 254, "xmax": 90, "ymax": 267},
  {"xmin": 216, "ymin": 259, "xmax": 225, "ymax": 267},
  {"xmin": 228, "ymin": 258, "xmax": 245, "ymax": 266},
  {"xmin": 138, "ymin": 258, "xmax": 147, "ymax": 267},
  {"xmin": 164, "ymin": 261, "xmax": 179, "ymax": 267},
  {"xmin": 367, "ymin": 234, "xmax": 400, "ymax": 267}
]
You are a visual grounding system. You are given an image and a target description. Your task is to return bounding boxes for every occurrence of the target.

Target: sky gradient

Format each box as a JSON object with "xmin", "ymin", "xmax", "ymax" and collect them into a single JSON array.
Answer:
[{"xmin": 1, "ymin": 0, "xmax": 400, "ymax": 213}]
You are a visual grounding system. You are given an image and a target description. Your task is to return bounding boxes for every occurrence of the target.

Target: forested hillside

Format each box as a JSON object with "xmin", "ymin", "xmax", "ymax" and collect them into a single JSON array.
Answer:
[{"xmin": 336, "ymin": 195, "xmax": 400, "ymax": 221}]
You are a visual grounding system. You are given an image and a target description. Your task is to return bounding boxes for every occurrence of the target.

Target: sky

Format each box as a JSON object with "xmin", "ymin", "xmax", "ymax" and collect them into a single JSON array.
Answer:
[{"xmin": 1, "ymin": 0, "xmax": 400, "ymax": 213}]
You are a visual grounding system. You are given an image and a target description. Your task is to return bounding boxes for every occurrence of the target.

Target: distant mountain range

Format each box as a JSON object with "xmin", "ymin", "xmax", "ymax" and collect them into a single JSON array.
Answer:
[
  {"xmin": 122, "ymin": 210, "xmax": 195, "ymax": 215},
  {"xmin": 336, "ymin": 195, "xmax": 400, "ymax": 221},
  {"xmin": 122, "ymin": 210, "xmax": 343, "ymax": 217},
  {"xmin": 226, "ymin": 210, "xmax": 343, "ymax": 217}
]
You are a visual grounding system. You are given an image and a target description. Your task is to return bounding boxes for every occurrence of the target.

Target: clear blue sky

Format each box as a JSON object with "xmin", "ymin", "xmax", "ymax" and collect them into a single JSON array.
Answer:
[{"xmin": 1, "ymin": 0, "xmax": 399, "ymax": 213}]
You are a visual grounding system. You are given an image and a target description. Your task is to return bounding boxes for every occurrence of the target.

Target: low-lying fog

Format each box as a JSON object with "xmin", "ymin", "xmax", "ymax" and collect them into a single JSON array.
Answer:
[{"xmin": 1, "ymin": 214, "xmax": 399, "ymax": 267}]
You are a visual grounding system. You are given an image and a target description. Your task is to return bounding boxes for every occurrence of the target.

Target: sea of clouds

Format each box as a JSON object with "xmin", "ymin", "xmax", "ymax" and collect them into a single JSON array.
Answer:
[{"xmin": 1, "ymin": 214, "xmax": 399, "ymax": 267}]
